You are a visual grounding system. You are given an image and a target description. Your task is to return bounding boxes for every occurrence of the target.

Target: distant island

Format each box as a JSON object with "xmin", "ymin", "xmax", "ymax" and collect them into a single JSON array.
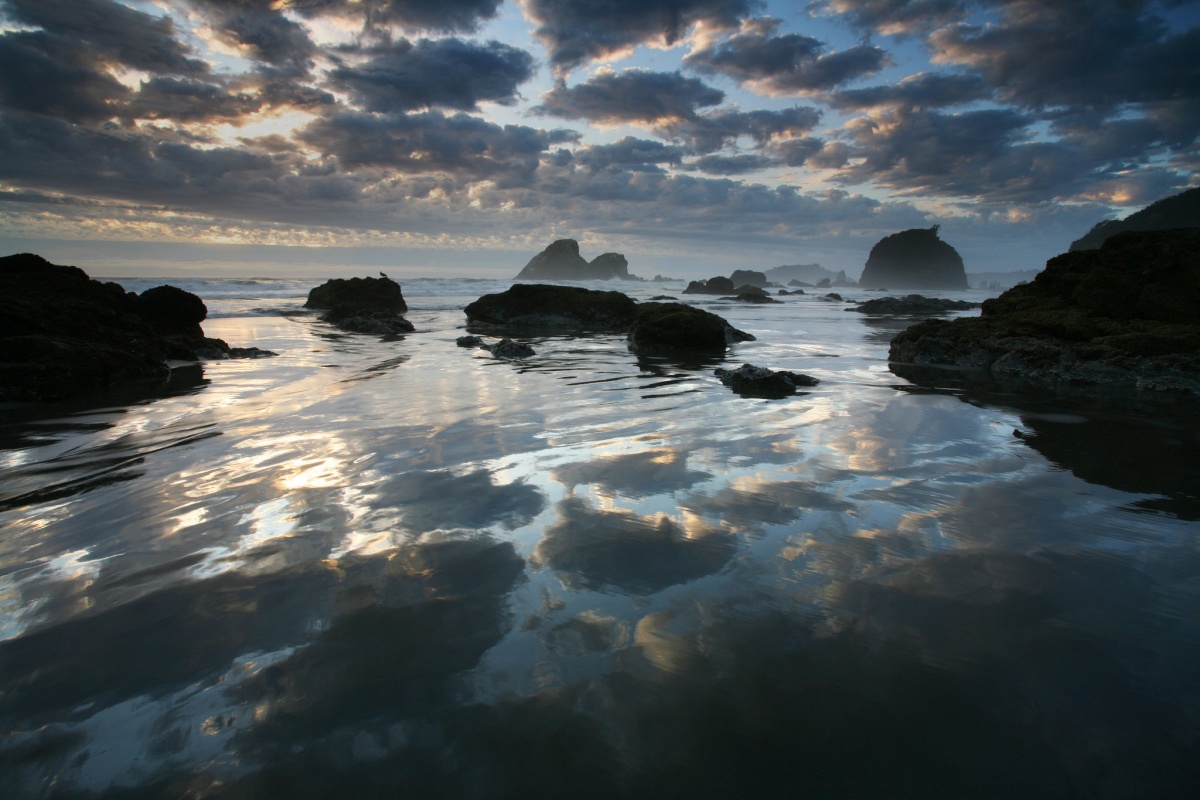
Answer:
[
  {"xmin": 1070, "ymin": 186, "xmax": 1200, "ymax": 251},
  {"xmin": 516, "ymin": 239, "xmax": 639, "ymax": 281}
]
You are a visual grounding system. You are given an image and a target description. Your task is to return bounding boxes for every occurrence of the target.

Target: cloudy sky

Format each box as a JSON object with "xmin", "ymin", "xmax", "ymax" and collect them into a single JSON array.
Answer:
[{"xmin": 0, "ymin": 0, "xmax": 1198, "ymax": 278}]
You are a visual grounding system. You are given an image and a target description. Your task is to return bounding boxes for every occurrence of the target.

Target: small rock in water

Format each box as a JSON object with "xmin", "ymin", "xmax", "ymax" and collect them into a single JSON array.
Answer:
[
  {"xmin": 487, "ymin": 338, "xmax": 536, "ymax": 359},
  {"xmin": 714, "ymin": 363, "xmax": 819, "ymax": 398},
  {"xmin": 457, "ymin": 335, "xmax": 485, "ymax": 348}
]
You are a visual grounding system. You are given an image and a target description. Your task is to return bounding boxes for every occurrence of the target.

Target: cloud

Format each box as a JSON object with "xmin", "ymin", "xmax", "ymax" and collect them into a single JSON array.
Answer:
[
  {"xmin": 830, "ymin": 71, "xmax": 990, "ymax": 111},
  {"xmin": 552, "ymin": 447, "xmax": 712, "ymax": 496},
  {"xmin": 536, "ymin": 70, "xmax": 725, "ymax": 125},
  {"xmin": 185, "ymin": 0, "xmax": 317, "ymax": 72},
  {"xmin": 293, "ymin": 0, "xmax": 503, "ymax": 33},
  {"xmin": 660, "ymin": 106, "xmax": 823, "ymax": 154},
  {"xmin": 521, "ymin": 0, "xmax": 760, "ymax": 73},
  {"xmin": 1, "ymin": 0, "xmax": 207, "ymax": 75},
  {"xmin": 329, "ymin": 38, "xmax": 535, "ymax": 113},
  {"xmin": 122, "ymin": 76, "xmax": 262, "ymax": 124},
  {"xmin": 811, "ymin": 0, "xmax": 968, "ymax": 36},
  {"xmin": 687, "ymin": 152, "xmax": 777, "ymax": 174},
  {"xmin": 0, "ymin": 31, "xmax": 129, "ymax": 122},
  {"xmin": 573, "ymin": 137, "xmax": 687, "ymax": 173},
  {"xmin": 685, "ymin": 17, "xmax": 890, "ymax": 95},
  {"xmin": 298, "ymin": 110, "xmax": 554, "ymax": 186}
]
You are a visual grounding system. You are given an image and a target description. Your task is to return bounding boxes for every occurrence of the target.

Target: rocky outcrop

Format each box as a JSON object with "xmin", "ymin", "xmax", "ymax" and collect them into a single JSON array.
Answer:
[
  {"xmin": 852, "ymin": 295, "xmax": 981, "ymax": 315},
  {"xmin": 304, "ymin": 276, "xmax": 413, "ymax": 334},
  {"xmin": 0, "ymin": 253, "xmax": 273, "ymax": 403},
  {"xmin": 1070, "ymin": 187, "xmax": 1200, "ymax": 251},
  {"xmin": 627, "ymin": 302, "xmax": 754, "ymax": 354},
  {"xmin": 714, "ymin": 363, "xmax": 819, "ymax": 398},
  {"xmin": 683, "ymin": 276, "xmax": 735, "ymax": 295},
  {"xmin": 889, "ymin": 230, "xmax": 1200, "ymax": 393},
  {"xmin": 724, "ymin": 293, "xmax": 779, "ymax": 304},
  {"xmin": 729, "ymin": 269, "xmax": 768, "ymax": 287},
  {"xmin": 859, "ymin": 226, "xmax": 969, "ymax": 290},
  {"xmin": 515, "ymin": 240, "xmax": 633, "ymax": 280},
  {"xmin": 465, "ymin": 284, "xmax": 639, "ymax": 330},
  {"xmin": 488, "ymin": 338, "xmax": 536, "ymax": 359}
]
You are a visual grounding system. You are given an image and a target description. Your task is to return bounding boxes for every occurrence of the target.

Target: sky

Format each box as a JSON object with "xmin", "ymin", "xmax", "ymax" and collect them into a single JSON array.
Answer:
[{"xmin": 0, "ymin": 0, "xmax": 1198, "ymax": 279}]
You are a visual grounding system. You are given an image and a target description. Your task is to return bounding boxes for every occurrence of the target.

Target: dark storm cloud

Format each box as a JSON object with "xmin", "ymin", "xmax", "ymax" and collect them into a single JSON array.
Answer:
[
  {"xmin": 536, "ymin": 70, "xmax": 726, "ymax": 125},
  {"xmin": 661, "ymin": 106, "xmax": 823, "ymax": 154},
  {"xmin": 522, "ymin": 0, "xmax": 761, "ymax": 73},
  {"xmin": 837, "ymin": 106, "xmax": 1097, "ymax": 202},
  {"xmin": 930, "ymin": 0, "xmax": 1200, "ymax": 112},
  {"xmin": 122, "ymin": 77, "xmax": 262, "ymax": 124},
  {"xmin": 830, "ymin": 71, "xmax": 990, "ymax": 111},
  {"xmin": 685, "ymin": 17, "xmax": 889, "ymax": 94},
  {"xmin": 0, "ymin": 31, "xmax": 129, "ymax": 122},
  {"xmin": 185, "ymin": 0, "xmax": 317, "ymax": 72},
  {"xmin": 298, "ymin": 110, "xmax": 554, "ymax": 186},
  {"xmin": 292, "ymin": 0, "xmax": 502, "ymax": 33},
  {"xmin": 329, "ymin": 38, "xmax": 535, "ymax": 113},
  {"xmin": 0, "ymin": 0, "xmax": 207, "ymax": 75},
  {"xmin": 573, "ymin": 137, "xmax": 688, "ymax": 173}
]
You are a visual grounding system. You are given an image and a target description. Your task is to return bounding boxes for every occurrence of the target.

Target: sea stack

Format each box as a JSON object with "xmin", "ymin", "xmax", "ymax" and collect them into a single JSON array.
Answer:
[
  {"xmin": 859, "ymin": 226, "xmax": 969, "ymax": 290},
  {"xmin": 515, "ymin": 239, "xmax": 632, "ymax": 280}
]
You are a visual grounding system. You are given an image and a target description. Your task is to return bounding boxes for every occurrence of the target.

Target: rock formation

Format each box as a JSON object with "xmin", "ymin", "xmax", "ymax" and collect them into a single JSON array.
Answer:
[
  {"xmin": 859, "ymin": 226, "xmax": 969, "ymax": 290},
  {"xmin": 714, "ymin": 364, "xmax": 819, "ymax": 398},
  {"xmin": 515, "ymin": 240, "xmax": 633, "ymax": 280},
  {"xmin": 1070, "ymin": 187, "xmax": 1200, "ymax": 251},
  {"xmin": 465, "ymin": 284, "xmax": 639, "ymax": 330},
  {"xmin": 729, "ymin": 269, "xmax": 768, "ymax": 287},
  {"xmin": 1, "ymin": 253, "xmax": 273, "ymax": 402},
  {"xmin": 683, "ymin": 276, "xmax": 735, "ymax": 295},
  {"xmin": 304, "ymin": 276, "xmax": 413, "ymax": 334},
  {"xmin": 889, "ymin": 229, "xmax": 1200, "ymax": 393},
  {"xmin": 852, "ymin": 295, "xmax": 981, "ymax": 315},
  {"xmin": 627, "ymin": 302, "xmax": 754, "ymax": 354}
]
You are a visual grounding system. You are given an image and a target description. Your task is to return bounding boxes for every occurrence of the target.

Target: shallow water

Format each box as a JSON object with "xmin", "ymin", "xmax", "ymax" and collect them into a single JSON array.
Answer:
[{"xmin": 2, "ymin": 279, "xmax": 1198, "ymax": 798}]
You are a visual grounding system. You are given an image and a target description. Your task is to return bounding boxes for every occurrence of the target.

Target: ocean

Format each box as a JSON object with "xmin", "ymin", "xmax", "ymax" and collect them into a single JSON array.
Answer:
[{"xmin": 1, "ymin": 276, "xmax": 1198, "ymax": 798}]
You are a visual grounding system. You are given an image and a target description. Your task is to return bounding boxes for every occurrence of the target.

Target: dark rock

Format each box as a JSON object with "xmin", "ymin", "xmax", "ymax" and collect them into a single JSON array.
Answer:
[
  {"xmin": 305, "ymin": 275, "xmax": 411, "ymax": 334},
  {"xmin": 487, "ymin": 338, "xmax": 536, "ymax": 359},
  {"xmin": 822, "ymin": 293, "xmax": 844, "ymax": 302},
  {"xmin": 628, "ymin": 302, "xmax": 754, "ymax": 354},
  {"xmin": 457, "ymin": 335, "xmax": 485, "ymax": 348},
  {"xmin": 714, "ymin": 363, "xmax": 820, "ymax": 398},
  {"xmin": 683, "ymin": 276, "xmax": 736, "ymax": 295},
  {"xmin": 852, "ymin": 294, "xmax": 982, "ymax": 315},
  {"xmin": 787, "ymin": 279, "xmax": 813, "ymax": 287},
  {"xmin": 224, "ymin": 347, "xmax": 277, "ymax": 359},
  {"xmin": 724, "ymin": 293, "xmax": 779, "ymax": 303},
  {"xmin": 859, "ymin": 226, "xmax": 969, "ymax": 290},
  {"xmin": 1070, "ymin": 187, "xmax": 1200, "ymax": 251},
  {"xmin": 650, "ymin": 295, "xmax": 677, "ymax": 301},
  {"xmin": 465, "ymin": 283, "xmax": 638, "ymax": 330},
  {"xmin": 0, "ymin": 253, "xmax": 268, "ymax": 403},
  {"xmin": 777, "ymin": 289, "xmax": 805, "ymax": 296},
  {"xmin": 889, "ymin": 229, "xmax": 1200, "ymax": 393},
  {"xmin": 729, "ymin": 269, "xmax": 768, "ymax": 287},
  {"xmin": 515, "ymin": 240, "xmax": 633, "ymax": 280}
]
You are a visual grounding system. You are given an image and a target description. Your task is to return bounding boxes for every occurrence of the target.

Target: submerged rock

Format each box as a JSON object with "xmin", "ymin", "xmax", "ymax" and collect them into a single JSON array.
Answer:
[
  {"xmin": 457, "ymin": 335, "xmax": 485, "ymax": 348},
  {"xmin": 714, "ymin": 363, "xmax": 819, "ymax": 398},
  {"xmin": 627, "ymin": 302, "xmax": 754, "ymax": 354},
  {"xmin": 305, "ymin": 275, "xmax": 413, "ymax": 334},
  {"xmin": 724, "ymin": 293, "xmax": 779, "ymax": 304},
  {"xmin": 852, "ymin": 295, "xmax": 982, "ymax": 315},
  {"xmin": 889, "ymin": 229, "xmax": 1200, "ymax": 393},
  {"xmin": 487, "ymin": 338, "xmax": 536, "ymax": 359},
  {"xmin": 683, "ymin": 276, "xmax": 736, "ymax": 295},
  {"xmin": 0, "ymin": 253, "xmax": 273, "ymax": 402},
  {"xmin": 464, "ymin": 283, "xmax": 639, "ymax": 330},
  {"xmin": 859, "ymin": 226, "xmax": 969, "ymax": 290},
  {"xmin": 515, "ymin": 240, "xmax": 633, "ymax": 280}
]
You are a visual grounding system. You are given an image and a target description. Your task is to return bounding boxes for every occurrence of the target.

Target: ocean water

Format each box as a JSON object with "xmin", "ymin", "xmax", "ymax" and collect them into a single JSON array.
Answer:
[{"xmin": 1, "ymin": 276, "xmax": 1198, "ymax": 799}]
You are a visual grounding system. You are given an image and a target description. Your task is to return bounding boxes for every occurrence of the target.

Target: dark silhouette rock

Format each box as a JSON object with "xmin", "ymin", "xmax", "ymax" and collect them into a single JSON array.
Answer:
[
  {"xmin": 627, "ymin": 302, "xmax": 754, "ymax": 354},
  {"xmin": 822, "ymin": 293, "xmax": 844, "ymax": 302},
  {"xmin": 777, "ymin": 289, "xmax": 805, "ymax": 296},
  {"xmin": 305, "ymin": 276, "xmax": 412, "ymax": 334},
  {"xmin": 1070, "ymin": 187, "xmax": 1200, "ymax": 251},
  {"xmin": 724, "ymin": 293, "xmax": 779, "ymax": 304},
  {"xmin": 859, "ymin": 226, "xmax": 969, "ymax": 290},
  {"xmin": 515, "ymin": 240, "xmax": 633, "ymax": 280},
  {"xmin": 729, "ymin": 269, "xmax": 768, "ymax": 287},
  {"xmin": 487, "ymin": 338, "xmax": 536, "ymax": 359},
  {"xmin": 683, "ymin": 276, "xmax": 736, "ymax": 295},
  {"xmin": 0, "ymin": 253, "xmax": 273, "ymax": 402},
  {"xmin": 714, "ymin": 363, "xmax": 819, "ymax": 398},
  {"xmin": 457, "ymin": 335, "xmax": 485, "ymax": 348},
  {"xmin": 465, "ymin": 284, "xmax": 639, "ymax": 330},
  {"xmin": 852, "ymin": 295, "xmax": 982, "ymax": 315},
  {"xmin": 889, "ymin": 230, "xmax": 1200, "ymax": 393}
]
